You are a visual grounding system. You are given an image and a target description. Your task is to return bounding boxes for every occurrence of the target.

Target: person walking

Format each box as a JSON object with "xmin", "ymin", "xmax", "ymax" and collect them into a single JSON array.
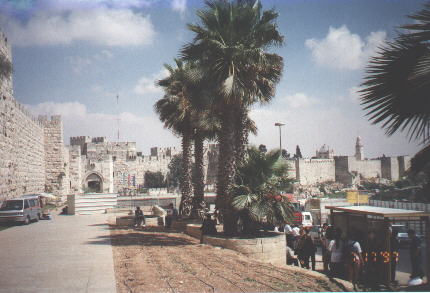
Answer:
[
  {"xmin": 322, "ymin": 225, "xmax": 334, "ymax": 273},
  {"xmin": 328, "ymin": 228, "xmax": 344, "ymax": 278},
  {"xmin": 302, "ymin": 228, "xmax": 316, "ymax": 270},
  {"xmin": 134, "ymin": 206, "xmax": 145, "ymax": 228},
  {"xmin": 344, "ymin": 231, "xmax": 364, "ymax": 290},
  {"xmin": 408, "ymin": 229, "xmax": 424, "ymax": 280}
]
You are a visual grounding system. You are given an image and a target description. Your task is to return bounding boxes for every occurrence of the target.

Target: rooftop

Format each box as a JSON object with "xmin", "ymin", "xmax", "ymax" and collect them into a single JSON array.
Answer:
[{"xmin": 325, "ymin": 205, "xmax": 429, "ymax": 218}]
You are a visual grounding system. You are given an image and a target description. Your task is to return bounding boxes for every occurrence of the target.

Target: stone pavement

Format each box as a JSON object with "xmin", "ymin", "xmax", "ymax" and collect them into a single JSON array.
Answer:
[{"xmin": 0, "ymin": 213, "xmax": 116, "ymax": 293}]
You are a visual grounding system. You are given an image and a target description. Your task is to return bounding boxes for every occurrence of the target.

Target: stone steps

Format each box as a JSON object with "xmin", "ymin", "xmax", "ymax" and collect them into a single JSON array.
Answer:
[{"xmin": 73, "ymin": 193, "xmax": 118, "ymax": 215}]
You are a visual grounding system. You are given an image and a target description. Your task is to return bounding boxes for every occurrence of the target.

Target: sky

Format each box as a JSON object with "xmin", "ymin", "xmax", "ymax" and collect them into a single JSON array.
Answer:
[{"xmin": 0, "ymin": 0, "xmax": 426, "ymax": 158}]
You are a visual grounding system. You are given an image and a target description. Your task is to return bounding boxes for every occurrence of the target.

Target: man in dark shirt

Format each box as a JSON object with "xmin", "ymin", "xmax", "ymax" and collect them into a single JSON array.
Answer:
[
  {"xmin": 390, "ymin": 230, "xmax": 400, "ymax": 283},
  {"xmin": 165, "ymin": 203, "xmax": 178, "ymax": 228},
  {"xmin": 200, "ymin": 214, "xmax": 217, "ymax": 243},
  {"xmin": 134, "ymin": 206, "xmax": 145, "ymax": 228},
  {"xmin": 408, "ymin": 229, "xmax": 424, "ymax": 279}
]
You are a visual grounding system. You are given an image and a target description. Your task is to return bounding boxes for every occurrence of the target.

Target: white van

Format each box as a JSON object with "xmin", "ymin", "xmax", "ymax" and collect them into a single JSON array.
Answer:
[
  {"xmin": 301, "ymin": 212, "xmax": 313, "ymax": 227},
  {"xmin": 0, "ymin": 196, "xmax": 41, "ymax": 225}
]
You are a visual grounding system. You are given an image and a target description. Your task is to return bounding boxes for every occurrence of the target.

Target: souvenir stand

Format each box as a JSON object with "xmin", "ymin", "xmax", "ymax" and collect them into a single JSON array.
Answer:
[{"xmin": 326, "ymin": 205, "xmax": 430, "ymax": 287}]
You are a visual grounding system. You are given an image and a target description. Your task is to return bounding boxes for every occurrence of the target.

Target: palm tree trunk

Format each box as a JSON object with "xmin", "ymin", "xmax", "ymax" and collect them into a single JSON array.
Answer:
[
  {"xmin": 193, "ymin": 132, "xmax": 205, "ymax": 207},
  {"xmin": 216, "ymin": 107, "xmax": 238, "ymax": 235},
  {"xmin": 235, "ymin": 107, "xmax": 249, "ymax": 167},
  {"xmin": 179, "ymin": 129, "xmax": 193, "ymax": 216}
]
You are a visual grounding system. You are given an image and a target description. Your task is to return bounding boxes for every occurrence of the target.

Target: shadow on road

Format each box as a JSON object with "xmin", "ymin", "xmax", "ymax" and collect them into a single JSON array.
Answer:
[{"xmin": 0, "ymin": 223, "xmax": 16, "ymax": 231}]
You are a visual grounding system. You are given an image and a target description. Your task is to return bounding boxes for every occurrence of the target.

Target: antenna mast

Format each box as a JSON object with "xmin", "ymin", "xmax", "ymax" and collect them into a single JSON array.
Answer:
[{"xmin": 116, "ymin": 94, "xmax": 121, "ymax": 140}]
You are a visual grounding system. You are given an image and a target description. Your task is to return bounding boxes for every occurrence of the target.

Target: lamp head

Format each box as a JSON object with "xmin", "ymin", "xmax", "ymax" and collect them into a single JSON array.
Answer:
[{"xmin": 275, "ymin": 123, "xmax": 285, "ymax": 126}]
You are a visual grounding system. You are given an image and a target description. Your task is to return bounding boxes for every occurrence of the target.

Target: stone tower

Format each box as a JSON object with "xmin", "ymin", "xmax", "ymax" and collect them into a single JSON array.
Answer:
[{"xmin": 355, "ymin": 136, "xmax": 364, "ymax": 160}]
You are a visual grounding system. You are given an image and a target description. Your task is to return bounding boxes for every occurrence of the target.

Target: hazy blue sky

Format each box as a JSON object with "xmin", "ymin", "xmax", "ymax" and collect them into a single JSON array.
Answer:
[{"xmin": 0, "ymin": 0, "xmax": 426, "ymax": 157}]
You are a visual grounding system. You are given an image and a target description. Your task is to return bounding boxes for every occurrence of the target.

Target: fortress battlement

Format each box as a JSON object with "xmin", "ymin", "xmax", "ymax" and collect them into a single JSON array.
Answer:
[
  {"xmin": 0, "ymin": 93, "xmax": 46, "ymax": 127},
  {"xmin": 38, "ymin": 115, "xmax": 62, "ymax": 126},
  {"xmin": 300, "ymin": 158, "xmax": 335, "ymax": 164}
]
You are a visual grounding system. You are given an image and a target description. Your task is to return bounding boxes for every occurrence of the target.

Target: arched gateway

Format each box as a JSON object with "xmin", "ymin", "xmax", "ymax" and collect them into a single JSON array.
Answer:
[{"xmin": 85, "ymin": 173, "xmax": 103, "ymax": 193}]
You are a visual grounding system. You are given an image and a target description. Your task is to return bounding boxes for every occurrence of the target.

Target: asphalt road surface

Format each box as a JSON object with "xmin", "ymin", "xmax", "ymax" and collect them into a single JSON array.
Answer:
[{"xmin": 0, "ymin": 214, "xmax": 116, "ymax": 293}]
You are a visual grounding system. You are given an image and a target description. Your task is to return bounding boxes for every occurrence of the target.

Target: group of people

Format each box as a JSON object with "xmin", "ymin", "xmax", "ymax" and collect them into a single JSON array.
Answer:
[
  {"xmin": 284, "ymin": 223, "xmax": 317, "ymax": 270},
  {"xmin": 133, "ymin": 203, "xmax": 178, "ymax": 229},
  {"xmin": 319, "ymin": 224, "xmax": 424, "ymax": 289}
]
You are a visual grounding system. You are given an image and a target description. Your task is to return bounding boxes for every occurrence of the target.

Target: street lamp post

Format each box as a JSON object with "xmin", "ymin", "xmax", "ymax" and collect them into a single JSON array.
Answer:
[{"xmin": 275, "ymin": 122, "xmax": 285, "ymax": 157}]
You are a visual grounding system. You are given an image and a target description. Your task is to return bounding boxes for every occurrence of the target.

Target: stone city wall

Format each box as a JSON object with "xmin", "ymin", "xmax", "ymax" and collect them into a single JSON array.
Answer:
[
  {"xmin": 68, "ymin": 145, "xmax": 82, "ymax": 194},
  {"xmin": 381, "ymin": 157, "xmax": 400, "ymax": 181},
  {"xmin": 347, "ymin": 156, "xmax": 381, "ymax": 179},
  {"xmin": 0, "ymin": 96, "xmax": 46, "ymax": 201},
  {"xmin": 41, "ymin": 115, "xmax": 70, "ymax": 195},
  {"xmin": 0, "ymin": 34, "xmax": 47, "ymax": 201},
  {"xmin": 295, "ymin": 158, "xmax": 336, "ymax": 185}
]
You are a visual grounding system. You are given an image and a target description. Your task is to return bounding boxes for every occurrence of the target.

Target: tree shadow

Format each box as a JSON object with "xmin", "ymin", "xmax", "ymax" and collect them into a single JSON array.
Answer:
[
  {"xmin": 86, "ymin": 231, "xmax": 195, "ymax": 247},
  {"xmin": 0, "ymin": 223, "xmax": 16, "ymax": 231}
]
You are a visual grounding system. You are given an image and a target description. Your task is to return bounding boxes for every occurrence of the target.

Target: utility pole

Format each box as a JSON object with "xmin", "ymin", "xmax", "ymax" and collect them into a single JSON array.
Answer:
[
  {"xmin": 116, "ymin": 94, "xmax": 120, "ymax": 140},
  {"xmin": 275, "ymin": 122, "xmax": 285, "ymax": 158}
]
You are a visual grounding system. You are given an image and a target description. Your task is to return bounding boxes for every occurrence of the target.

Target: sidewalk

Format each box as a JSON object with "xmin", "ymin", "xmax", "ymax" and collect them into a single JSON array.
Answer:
[{"xmin": 0, "ymin": 213, "xmax": 116, "ymax": 293}]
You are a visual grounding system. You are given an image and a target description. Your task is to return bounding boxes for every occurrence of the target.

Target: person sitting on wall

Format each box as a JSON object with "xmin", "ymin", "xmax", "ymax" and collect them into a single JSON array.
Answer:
[
  {"xmin": 200, "ymin": 214, "xmax": 217, "ymax": 243},
  {"xmin": 134, "ymin": 206, "xmax": 145, "ymax": 228}
]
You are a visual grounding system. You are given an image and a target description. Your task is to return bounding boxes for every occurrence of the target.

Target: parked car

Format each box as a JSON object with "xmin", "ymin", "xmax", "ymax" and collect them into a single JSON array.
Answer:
[
  {"xmin": 391, "ymin": 224, "xmax": 424, "ymax": 247},
  {"xmin": 0, "ymin": 196, "xmax": 42, "ymax": 225},
  {"xmin": 391, "ymin": 224, "xmax": 409, "ymax": 246}
]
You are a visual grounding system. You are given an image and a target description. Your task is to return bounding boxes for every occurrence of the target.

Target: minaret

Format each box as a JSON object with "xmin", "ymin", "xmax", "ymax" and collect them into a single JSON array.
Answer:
[{"xmin": 355, "ymin": 136, "xmax": 364, "ymax": 160}]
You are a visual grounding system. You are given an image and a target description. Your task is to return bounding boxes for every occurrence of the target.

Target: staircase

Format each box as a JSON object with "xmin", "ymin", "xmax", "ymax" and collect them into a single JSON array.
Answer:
[{"xmin": 73, "ymin": 193, "xmax": 118, "ymax": 215}]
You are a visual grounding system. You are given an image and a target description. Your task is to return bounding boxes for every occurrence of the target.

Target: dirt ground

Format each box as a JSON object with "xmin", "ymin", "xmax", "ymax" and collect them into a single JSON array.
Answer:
[{"xmin": 110, "ymin": 226, "xmax": 344, "ymax": 292}]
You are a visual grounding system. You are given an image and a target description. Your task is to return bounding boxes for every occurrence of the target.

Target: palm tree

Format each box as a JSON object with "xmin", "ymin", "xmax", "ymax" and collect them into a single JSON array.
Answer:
[
  {"xmin": 155, "ymin": 59, "xmax": 200, "ymax": 215},
  {"xmin": 361, "ymin": 2, "xmax": 430, "ymax": 177},
  {"xmin": 232, "ymin": 147, "xmax": 294, "ymax": 234},
  {"xmin": 182, "ymin": 0, "xmax": 284, "ymax": 235},
  {"xmin": 192, "ymin": 108, "xmax": 220, "ymax": 209}
]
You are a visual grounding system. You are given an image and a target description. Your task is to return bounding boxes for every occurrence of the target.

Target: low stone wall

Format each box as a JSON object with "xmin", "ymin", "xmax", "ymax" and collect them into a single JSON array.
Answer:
[
  {"xmin": 182, "ymin": 224, "xmax": 286, "ymax": 266},
  {"xmin": 115, "ymin": 215, "xmax": 162, "ymax": 227},
  {"xmin": 203, "ymin": 232, "xmax": 286, "ymax": 266},
  {"xmin": 116, "ymin": 215, "xmax": 134, "ymax": 226}
]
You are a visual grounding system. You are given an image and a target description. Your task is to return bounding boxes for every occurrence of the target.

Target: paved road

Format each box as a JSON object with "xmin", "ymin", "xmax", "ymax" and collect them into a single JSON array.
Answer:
[{"xmin": 0, "ymin": 213, "xmax": 116, "ymax": 293}]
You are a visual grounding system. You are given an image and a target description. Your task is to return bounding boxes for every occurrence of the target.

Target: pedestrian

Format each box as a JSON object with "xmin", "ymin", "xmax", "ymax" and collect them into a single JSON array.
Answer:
[
  {"xmin": 284, "ymin": 221, "xmax": 294, "ymax": 248},
  {"xmin": 200, "ymin": 214, "xmax": 217, "ymax": 243},
  {"xmin": 165, "ymin": 203, "xmax": 178, "ymax": 228},
  {"xmin": 291, "ymin": 224, "xmax": 301, "ymax": 250},
  {"xmin": 134, "ymin": 206, "xmax": 145, "ymax": 228},
  {"xmin": 328, "ymin": 228, "xmax": 344, "ymax": 278},
  {"xmin": 408, "ymin": 229, "xmax": 424, "ymax": 280},
  {"xmin": 302, "ymin": 228, "xmax": 316, "ymax": 270},
  {"xmin": 286, "ymin": 245, "xmax": 299, "ymax": 266},
  {"xmin": 322, "ymin": 225, "xmax": 334, "ymax": 273},
  {"xmin": 296, "ymin": 228, "xmax": 310, "ymax": 268},
  {"xmin": 390, "ymin": 229, "xmax": 400, "ymax": 284},
  {"xmin": 344, "ymin": 230, "xmax": 364, "ymax": 290}
]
